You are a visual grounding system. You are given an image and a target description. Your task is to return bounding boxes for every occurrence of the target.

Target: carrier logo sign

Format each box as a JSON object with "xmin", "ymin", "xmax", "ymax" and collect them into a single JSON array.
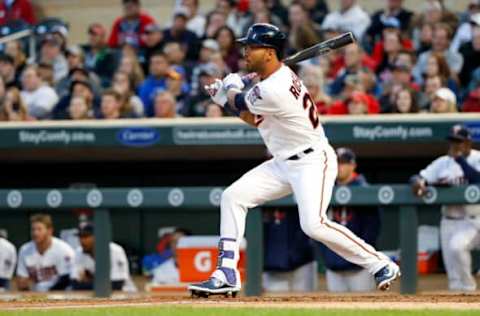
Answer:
[{"xmin": 117, "ymin": 128, "xmax": 160, "ymax": 147}]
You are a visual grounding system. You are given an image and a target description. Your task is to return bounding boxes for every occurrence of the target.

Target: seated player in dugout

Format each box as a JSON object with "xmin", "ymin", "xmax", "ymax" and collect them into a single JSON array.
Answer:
[
  {"xmin": 71, "ymin": 222, "xmax": 135, "ymax": 291},
  {"xmin": 16, "ymin": 214, "xmax": 75, "ymax": 292},
  {"xmin": 317, "ymin": 147, "xmax": 381, "ymax": 292},
  {"xmin": 0, "ymin": 231, "xmax": 16, "ymax": 292},
  {"xmin": 411, "ymin": 125, "xmax": 480, "ymax": 291}
]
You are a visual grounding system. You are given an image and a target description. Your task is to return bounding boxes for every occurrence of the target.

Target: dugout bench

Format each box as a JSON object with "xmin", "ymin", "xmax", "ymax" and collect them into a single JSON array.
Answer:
[{"xmin": 1, "ymin": 185, "xmax": 479, "ymax": 297}]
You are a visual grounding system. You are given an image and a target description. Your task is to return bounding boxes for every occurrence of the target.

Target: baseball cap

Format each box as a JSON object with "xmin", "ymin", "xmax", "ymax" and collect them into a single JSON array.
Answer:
[
  {"xmin": 88, "ymin": 23, "xmax": 106, "ymax": 36},
  {"xmin": 51, "ymin": 25, "xmax": 69, "ymax": 38},
  {"xmin": 198, "ymin": 63, "xmax": 221, "ymax": 77},
  {"xmin": 471, "ymin": 13, "xmax": 480, "ymax": 26},
  {"xmin": 144, "ymin": 23, "xmax": 162, "ymax": 34},
  {"xmin": 173, "ymin": 6, "xmax": 190, "ymax": 18},
  {"xmin": 381, "ymin": 16, "xmax": 401, "ymax": 29},
  {"xmin": 77, "ymin": 222, "xmax": 94, "ymax": 236},
  {"xmin": 447, "ymin": 124, "xmax": 472, "ymax": 142},
  {"xmin": 41, "ymin": 34, "xmax": 61, "ymax": 47},
  {"xmin": 336, "ymin": 147, "xmax": 356, "ymax": 164},
  {"xmin": 66, "ymin": 45, "xmax": 83, "ymax": 57},
  {"xmin": 434, "ymin": 88, "xmax": 456, "ymax": 105},
  {"xmin": 202, "ymin": 39, "xmax": 220, "ymax": 51}
]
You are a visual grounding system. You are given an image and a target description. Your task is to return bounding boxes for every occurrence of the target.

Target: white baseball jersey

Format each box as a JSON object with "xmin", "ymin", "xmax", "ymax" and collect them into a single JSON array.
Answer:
[
  {"xmin": 419, "ymin": 149, "xmax": 480, "ymax": 217},
  {"xmin": 0, "ymin": 238, "xmax": 16, "ymax": 281},
  {"xmin": 16, "ymin": 237, "xmax": 75, "ymax": 292},
  {"xmin": 244, "ymin": 64, "xmax": 328, "ymax": 160},
  {"xmin": 71, "ymin": 242, "xmax": 130, "ymax": 282}
]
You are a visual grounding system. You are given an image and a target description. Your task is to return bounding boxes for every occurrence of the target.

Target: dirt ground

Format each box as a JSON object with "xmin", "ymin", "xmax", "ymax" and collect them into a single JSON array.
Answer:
[{"xmin": 2, "ymin": 275, "xmax": 480, "ymax": 311}]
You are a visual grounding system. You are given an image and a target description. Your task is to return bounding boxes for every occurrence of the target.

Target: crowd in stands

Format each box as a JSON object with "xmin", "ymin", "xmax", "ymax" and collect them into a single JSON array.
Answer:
[{"xmin": 1, "ymin": 0, "xmax": 480, "ymax": 122}]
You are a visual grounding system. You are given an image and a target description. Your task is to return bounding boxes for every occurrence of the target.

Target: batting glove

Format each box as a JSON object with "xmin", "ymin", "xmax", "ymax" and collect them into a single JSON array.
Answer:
[
  {"xmin": 205, "ymin": 79, "xmax": 227, "ymax": 106},
  {"xmin": 222, "ymin": 73, "xmax": 244, "ymax": 91}
]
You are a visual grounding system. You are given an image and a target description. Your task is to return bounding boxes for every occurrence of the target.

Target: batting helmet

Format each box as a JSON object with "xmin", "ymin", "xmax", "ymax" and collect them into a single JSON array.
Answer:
[{"xmin": 236, "ymin": 23, "xmax": 286, "ymax": 54}]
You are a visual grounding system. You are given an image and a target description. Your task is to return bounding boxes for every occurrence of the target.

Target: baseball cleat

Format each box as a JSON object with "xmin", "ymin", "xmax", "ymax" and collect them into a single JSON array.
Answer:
[
  {"xmin": 188, "ymin": 277, "xmax": 240, "ymax": 298},
  {"xmin": 374, "ymin": 261, "xmax": 401, "ymax": 291}
]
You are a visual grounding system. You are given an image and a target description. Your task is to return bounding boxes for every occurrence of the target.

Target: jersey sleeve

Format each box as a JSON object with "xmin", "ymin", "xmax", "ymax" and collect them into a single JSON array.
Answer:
[
  {"xmin": 5, "ymin": 245, "xmax": 17, "ymax": 278},
  {"xmin": 16, "ymin": 246, "xmax": 28, "ymax": 278},
  {"xmin": 419, "ymin": 158, "xmax": 443, "ymax": 184},
  {"xmin": 70, "ymin": 249, "xmax": 82, "ymax": 280},
  {"xmin": 55, "ymin": 244, "xmax": 75, "ymax": 276},
  {"xmin": 244, "ymin": 84, "xmax": 280, "ymax": 115},
  {"xmin": 110, "ymin": 245, "xmax": 129, "ymax": 281}
]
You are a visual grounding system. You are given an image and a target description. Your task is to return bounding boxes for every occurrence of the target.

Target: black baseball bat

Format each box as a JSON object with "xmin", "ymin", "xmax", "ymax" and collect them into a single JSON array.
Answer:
[{"xmin": 283, "ymin": 32, "xmax": 356, "ymax": 66}]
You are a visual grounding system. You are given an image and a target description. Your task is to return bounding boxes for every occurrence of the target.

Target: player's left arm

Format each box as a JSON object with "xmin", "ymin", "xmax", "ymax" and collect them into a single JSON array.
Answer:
[{"xmin": 454, "ymin": 156, "xmax": 480, "ymax": 183}]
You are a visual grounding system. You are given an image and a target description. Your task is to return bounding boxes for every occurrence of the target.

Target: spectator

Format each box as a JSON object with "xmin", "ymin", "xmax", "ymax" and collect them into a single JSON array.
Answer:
[
  {"xmin": 0, "ymin": 235, "xmax": 16, "ymax": 291},
  {"xmin": 16, "ymin": 214, "xmax": 75, "ymax": 292},
  {"xmin": 451, "ymin": 8, "xmax": 480, "ymax": 52},
  {"xmin": 0, "ymin": 54, "xmax": 20, "ymax": 89},
  {"xmin": 205, "ymin": 103, "xmax": 223, "ymax": 117},
  {"xmin": 71, "ymin": 222, "xmax": 136, "ymax": 292},
  {"xmin": 0, "ymin": 76, "xmax": 5, "ymax": 104},
  {"xmin": 153, "ymin": 91, "xmax": 177, "ymax": 118},
  {"xmin": 329, "ymin": 44, "xmax": 375, "ymax": 96},
  {"xmin": 413, "ymin": 23, "xmax": 463, "ymax": 83},
  {"xmin": 37, "ymin": 62, "xmax": 54, "ymax": 87},
  {"xmin": 190, "ymin": 39, "xmax": 220, "ymax": 95},
  {"xmin": 459, "ymin": 25, "xmax": 480, "ymax": 87},
  {"xmin": 214, "ymin": 26, "xmax": 240, "ymax": 72},
  {"xmin": 0, "ymin": 0, "xmax": 36, "ymax": 25},
  {"xmin": 53, "ymin": 80, "xmax": 100, "ymax": 119},
  {"xmin": 108, "ymin": 0, "xmax": 155, "ymax": 48},
  {"xmin": 298, "ymin": 0, "xmax": 329, "ymax": 26},
  {"xmin": 50, "ymin": 25, "xmax": 69, "ymax": 52},
  {"xmin": 391, "ymin": 86, "xmax": 420, "ymax": 113},
  {"xmin": 321, "ymin": 0, "xmax": 371, "ymax": 40},
  {"xmin": 39, "ymin": 34, "xmax": 68, "ymax": 84},
  {"xmin": 118, "ymin": 55, "xmax": 145, "ymax": 89},
  {"xmin": 430, "ymin": 87, "xmax": 457, "ymax": 113},
  {"xmin": 411, "ymin": 125, "xmax": 480, "ymax": 291},
  {"xmin": 112, "ymin": 71, "xmax": 144, "ymax": 117},
  {"xmin": 163, "ymin": 41, "xmax": 188, "ymax": 79},
  {"xmin": 140, "ymin": 23, "xmax": 165, "ymax": 75},
  {"xmin": 299, "ymin": 66, "xmax": 331, "ymax": 115},
  {"xmin": 184, "ymin": 63, "xmax": 220, "ymax": 117},
  {"xmin": 163, "ymin": 8, "xmax": 199, "ymax": 61},
  {"xmin": 56, "ymin": 67, "xmax": 102, "ymax": 101},
  {"xmin": 101, "ymin": 89, "xmax": 135, "ymax": 119},
  {"xmin": 138, "ymin": 52, "xmax": 174, "ymax": 116},
  {"xmin": 318, "ymin": 147, "xmax": 380, "ymax": 292},
  {"xmin": 68, "ymin": 96, "xmax": 92, "ymax": 120},
  {"xmin": 422, "ymin": 52, "xmax": 458, "ymax": 95},
  {"xmin": 287, "ymin": 3, "xmax": 320, "ymax": 53},
  {"xmin": 241, "ymin": 0, "xmax": 285, "ymax": 36},
  {"xmin": 222, "ymin": 0, "xmax": 250, "ymax": 37},
  {"xmin": 182, "ymin": 0, "xmax": 206, "ymax": 38},
  {"xmin": 4, "ymin": 40, "xmax": 27, "ymax": 77},
  {"xmin": 379, "ymin": 60, "xmax": 417, "ymax": 113},
  {"xmin": 20, "ymin": 65, "xmax": 59, "ymax": 119},
  {"xmin": 366, "ymin": 0, "xmax": 413, "ymax": 48},
  {"xmin": 82, "ymin": 23, "xmax": 118, "ymax": 88},
  {"xmin": 1, "ymin": 87, "xmax": 31, "ymax": 121},
  {"xmin": 205, "ymin": 10, "xmax": 227, "ymax": 39},
  {"xmin": 411, "ymin": 1, "xmax": 458, "ymax": 52},
  {"xmin": 266, "ymin": 0, "xmax": 290, "ymax": 26},
  {"xmin": 418, "ymin": 74, "xmax": 444, "ymax": 110},
  {"xmin": 346, "ymin": 91, "xmax": 380, "ymax": 115}
]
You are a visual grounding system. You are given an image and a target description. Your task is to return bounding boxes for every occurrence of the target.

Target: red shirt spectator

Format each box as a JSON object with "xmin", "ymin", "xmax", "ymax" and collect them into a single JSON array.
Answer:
[
  {"xmin": 108, "ymin": 0, "xmax": 155, "ymax": 48},
  {"xmin": 327, "ymin": 92, "xmax": 380, "ymax": 115},
  {"xmin": 0, "ymin": 0, "xmax": 36, "ymax": 25}
]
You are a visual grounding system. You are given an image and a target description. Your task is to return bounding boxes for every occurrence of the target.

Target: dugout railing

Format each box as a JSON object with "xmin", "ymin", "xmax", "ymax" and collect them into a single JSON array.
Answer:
[{"xmin": 1, "ymin": 185, "xmax": 479, "ymax": 297}]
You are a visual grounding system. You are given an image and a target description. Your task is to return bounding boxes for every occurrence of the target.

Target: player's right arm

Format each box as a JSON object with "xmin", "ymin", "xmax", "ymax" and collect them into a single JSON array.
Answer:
[{"xmin": 410, "ymin": 158, "xmax": 443, "ymax": 196}]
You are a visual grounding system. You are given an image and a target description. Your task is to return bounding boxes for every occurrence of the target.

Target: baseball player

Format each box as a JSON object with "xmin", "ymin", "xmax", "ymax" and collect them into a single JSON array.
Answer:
[
  {"xmin": 411, "ymin": 124, "xmax": 480, "ymax": 291},
  {"xmin": 0, "ymin": 234, "xmax": 16, "ymax": 291},
  {"xmin": 16, "ymin": 214, "xmax": 75, "ymax": 292},
  {"xmin": 188, "ymin": 23, "xmax": 400, "ymax": 296},
  {"xmin": 71, "ymin": 222, "xmax": 135, "ymax": 291}
]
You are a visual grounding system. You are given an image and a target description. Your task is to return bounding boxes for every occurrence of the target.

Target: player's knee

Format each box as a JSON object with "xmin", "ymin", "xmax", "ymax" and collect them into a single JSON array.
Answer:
[
  {"xmin": 449, "ymin": 238, "xmax": 468, "ymax": 254},
  {"xmin": 221, "ymin": 186, "xmax": 240, "ymax": 207},
  {"xmin": 299, "ymin": 219, "xmax": 321, "ymax": 239}
]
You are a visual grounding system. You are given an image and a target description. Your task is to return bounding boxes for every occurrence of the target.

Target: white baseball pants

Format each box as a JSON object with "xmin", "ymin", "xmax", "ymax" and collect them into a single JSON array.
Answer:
[{"xmin": 219, "ymin": 142, "xmax": 389, "ymax": 276}]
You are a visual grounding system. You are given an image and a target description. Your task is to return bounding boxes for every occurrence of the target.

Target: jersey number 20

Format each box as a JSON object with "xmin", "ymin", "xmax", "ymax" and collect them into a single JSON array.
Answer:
[{"xmin": 303, "ymin": 92, "xmax": 319, "ymax": 129}]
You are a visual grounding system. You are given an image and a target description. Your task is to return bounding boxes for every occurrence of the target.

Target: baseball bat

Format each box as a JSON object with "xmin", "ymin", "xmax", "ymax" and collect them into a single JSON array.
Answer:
[
  {"xmin": 283, "ymin": 32, "xmax": 356, "ymax": 66},
  {"xmin": 241, "ymin": 32, "xmax": 356, "ymax": 85}
]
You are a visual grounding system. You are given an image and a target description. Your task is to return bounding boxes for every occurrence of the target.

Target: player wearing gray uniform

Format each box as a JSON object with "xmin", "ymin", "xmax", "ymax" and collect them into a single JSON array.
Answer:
[
  {"xmin": 0, "ymin": 236, "xmax": 16, "ymax": 291},
  {"xmin": 412, "ymin": 125, "xmax": 480, "ymax": 291},
  {"xmin": 16, "ymin": 214, "xmax": 75, "ymax": 292},
  {"xmin": 189, "ymin": 23, "xmax": 400, "ymax": 297}
]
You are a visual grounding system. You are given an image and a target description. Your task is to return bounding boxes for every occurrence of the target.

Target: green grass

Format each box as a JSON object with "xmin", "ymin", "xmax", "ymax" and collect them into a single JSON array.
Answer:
[{"xmin": 1, "ymin": 307, "xmax": 480, "ymax": 316}]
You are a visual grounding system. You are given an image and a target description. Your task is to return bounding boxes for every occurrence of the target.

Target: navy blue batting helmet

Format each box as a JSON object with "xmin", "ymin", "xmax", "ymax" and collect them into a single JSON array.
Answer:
[{"xmin": 237, "ymin": 23, "xmax": 286, "ymax": 53}]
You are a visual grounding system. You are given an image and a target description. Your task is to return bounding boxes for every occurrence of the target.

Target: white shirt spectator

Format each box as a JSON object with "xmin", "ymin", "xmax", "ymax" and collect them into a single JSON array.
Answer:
[
  {"xmin": 71, "ymin": 242, "xmax": 131, "ymax": 287},
  {"xmin": 0, "ymin": 237, "xmax": 16, "ymax": 291},
  {"xmin": 16, "ymin": 237, "xmax": 75, "ymax": 292},
  {"xmin": 322, "ymin": 3, "xmax": 371, "ymax": 40},
  {"xmin": 21, "ymin": 85, "xmax": 59, "ymax": 119},
  {"xmin": 187, "ymin": 14, "xmax": 206, "ymax": 38}
]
